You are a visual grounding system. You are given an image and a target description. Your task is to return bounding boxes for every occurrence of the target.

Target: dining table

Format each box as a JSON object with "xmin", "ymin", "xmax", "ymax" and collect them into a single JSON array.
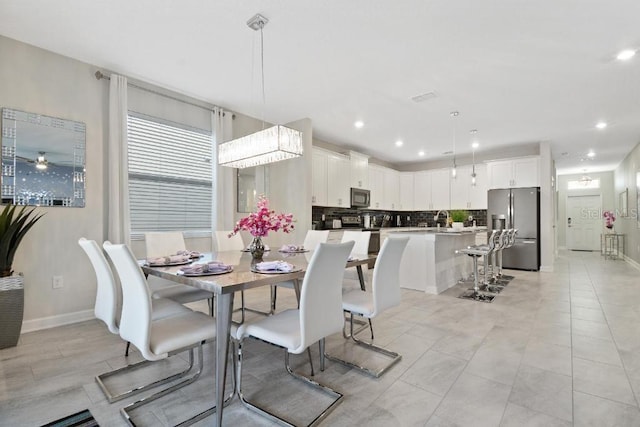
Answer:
[{"xmin": 141, "ymin": 249, "xmax": 376, "ymax": 426}]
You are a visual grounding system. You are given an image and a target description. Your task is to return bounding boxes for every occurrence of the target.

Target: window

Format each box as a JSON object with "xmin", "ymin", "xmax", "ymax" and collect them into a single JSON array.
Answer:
[
  {"xmin": 567, "ymin": 178, "xmax": 600, "ymax": 190},
  {"xmin": 128, "ymin": 113, "xmax": 213, "ymax": 234}
]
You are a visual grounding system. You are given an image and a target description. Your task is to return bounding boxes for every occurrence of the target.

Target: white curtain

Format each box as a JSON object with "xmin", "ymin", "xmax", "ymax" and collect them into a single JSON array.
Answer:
[
  {"xmin": 211, "ymin": 108, "xmax": 235, "ymax": 231},
  {"xmin": 107, "ymin": 74, "xmax": 131, "ymax": 245}
]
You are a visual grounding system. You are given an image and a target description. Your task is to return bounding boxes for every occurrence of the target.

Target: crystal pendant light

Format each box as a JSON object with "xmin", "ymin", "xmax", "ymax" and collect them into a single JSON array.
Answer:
[
  {"xmin": 218, "ymin": 14, "xmax": 303, "ymax": 168},
  {"xmin": 470, "ymin": 131, "xmax": 478, "ymax": 186},
  {"xmin": 450, "ymin": 111, "xmax": 459, "ymax": 178}
]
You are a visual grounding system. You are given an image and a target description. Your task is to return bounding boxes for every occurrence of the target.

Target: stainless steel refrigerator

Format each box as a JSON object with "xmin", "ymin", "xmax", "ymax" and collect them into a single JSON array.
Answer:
[{"xmin": 488, "ymin": 187, "xmax": 540, "ymax": 271}]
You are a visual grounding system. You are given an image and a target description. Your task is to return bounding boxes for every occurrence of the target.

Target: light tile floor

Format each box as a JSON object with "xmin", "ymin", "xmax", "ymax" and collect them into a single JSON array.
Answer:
[{"xmin": 2, "ymin": 250, "xmax": 640, "ymax": 426}]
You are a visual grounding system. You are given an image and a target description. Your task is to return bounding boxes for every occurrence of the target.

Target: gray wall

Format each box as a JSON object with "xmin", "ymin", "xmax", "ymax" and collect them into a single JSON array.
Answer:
[{"xmin": 613, "ymin": 141, "xmax": 640, "ymax": 266}]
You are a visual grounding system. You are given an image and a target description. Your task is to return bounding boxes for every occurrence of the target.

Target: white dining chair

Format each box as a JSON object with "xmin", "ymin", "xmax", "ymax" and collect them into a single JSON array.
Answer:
[
  {"xmin": 214, "ymin": 230, "xmax": 273, "ymax": 320},
  {"xmin": 144, "ymin": 231, "xmax": 214, "ymax": 315},
  {"xmin": 271, "ymin": 229, "xmax": 330, "ymax": 311},
  {"xmin": 235, "ymin": 241, "xmax": 354, "ymax": 426},
  {"xmin": 103, "ymin": 241, "xmax": 229, "ymax": 425},
  {"xmin": 324, "ymin": 236, "xmax": 409, "ymax": 377},
  {"xmin": 341, "ymin": 230, "xmax": 371, "ymax": 284},
  {"xmin": 78, "ymin": 238, "xmax": 194, "ymax": 403}
]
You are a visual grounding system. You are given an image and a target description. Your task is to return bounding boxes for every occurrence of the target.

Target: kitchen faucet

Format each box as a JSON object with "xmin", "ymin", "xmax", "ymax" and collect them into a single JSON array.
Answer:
[{"xmin": 434, "ymin": 210, "xmax": 449, "ymax": 227}]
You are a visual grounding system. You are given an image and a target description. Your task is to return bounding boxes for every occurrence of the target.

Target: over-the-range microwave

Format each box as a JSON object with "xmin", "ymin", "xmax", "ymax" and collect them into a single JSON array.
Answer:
[{"xmin": 350, "ymin": 187, "xmax": 370, "ymax": 208}]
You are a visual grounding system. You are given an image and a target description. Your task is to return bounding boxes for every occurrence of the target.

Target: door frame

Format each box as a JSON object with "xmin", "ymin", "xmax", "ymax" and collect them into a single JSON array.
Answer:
[{"xmin": 566, "ymin": 193, "xmax": 602, "ymax": 251}]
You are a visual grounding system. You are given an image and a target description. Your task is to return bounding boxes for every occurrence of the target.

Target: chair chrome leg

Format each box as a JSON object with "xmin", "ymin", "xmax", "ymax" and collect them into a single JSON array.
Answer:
[
  {"xmin": 120, "ymin": 344, "xmax": 235, "ymax": 427},
  {"xmin": 96, "ymin": 344, "xmax": 196, "ymax": 403},
  {"xmin": 125, "ymin": 341, "xmax": 131, "ymax": 357},
  {"xmin": 237, "ymin": 341, "xmax": 343, "ymax": 427},
  {"xmin": 307, "ymin": 346, "xmax": 315, "ymax": 376},
  {"xmin": 324, "ymin": 312, "xmax": 402, "ymax": 378},
  {"xmin": 319, "ymin": 338, "xmax": 326, "ymax": 372}
]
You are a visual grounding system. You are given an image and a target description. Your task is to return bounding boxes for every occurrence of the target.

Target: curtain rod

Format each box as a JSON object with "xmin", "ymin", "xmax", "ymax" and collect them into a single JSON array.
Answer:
[{"xmin": 95, "ymin": 71, "xmax": 234, "ymax": 119}]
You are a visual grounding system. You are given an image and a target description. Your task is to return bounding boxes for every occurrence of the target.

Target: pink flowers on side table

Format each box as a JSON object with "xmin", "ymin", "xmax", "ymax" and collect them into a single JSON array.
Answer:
[{"xmin": 603, "ymin": 210, "xmax": 616, "ymax": 229}]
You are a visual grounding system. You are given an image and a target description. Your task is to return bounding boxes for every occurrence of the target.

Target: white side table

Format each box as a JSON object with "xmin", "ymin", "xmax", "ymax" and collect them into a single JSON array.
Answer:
[{"xmin": 602, "ymin": 233, "xmax": 625, "ymax": 260}]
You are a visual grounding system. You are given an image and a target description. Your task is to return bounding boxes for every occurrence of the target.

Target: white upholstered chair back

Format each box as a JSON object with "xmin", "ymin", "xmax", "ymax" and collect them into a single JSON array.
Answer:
[
  {"xmin": 214, "ymin": 231, "xmax": 244, "ymax": 251},
  {"xmin": 144, "ymin": 232, "xmax": 186, "ymax": 258},
  {"xmin": 371, "ymin": 236, "xmax": 409, "ymax": 316},
  {"xmin": 341, "ymin": 230, "xmax": 370, "ymax": 256},
  {"xmin": 298, "ymin": 241, "xmax": 354, "ymax": 353},
  {"xmin": 302, "ymin": 230, "xmax": 330, "ymax": 251},
  {"xmin": 103, "ymin": 241, "xmax": 158, "ymax": 361},
  {"xmin": 78, "ymin": 238, "xmax": 120, "ymax": 334}
]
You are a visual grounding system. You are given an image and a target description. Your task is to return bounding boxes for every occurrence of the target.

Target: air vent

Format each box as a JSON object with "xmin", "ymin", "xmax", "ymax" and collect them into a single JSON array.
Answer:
[{"xmin": 410, "ymin": 92, "xmax": 437, "ymax": 103}]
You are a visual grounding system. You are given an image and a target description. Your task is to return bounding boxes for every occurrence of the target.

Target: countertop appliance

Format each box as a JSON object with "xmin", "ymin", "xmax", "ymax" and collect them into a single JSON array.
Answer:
[
  {"xmin": 488, "ymin": 187, "xmax": 540, "ymax": 271},
  {"xmin": 341, "ymin": 215, "xmax": 362, "ymax": 228},
  {"xmin": 350, "ymin": 187, "xmax": 370, "ymax": 208}
]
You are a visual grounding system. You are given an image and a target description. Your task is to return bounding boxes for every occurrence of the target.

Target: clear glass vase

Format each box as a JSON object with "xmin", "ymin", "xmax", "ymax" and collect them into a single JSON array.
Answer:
[{"xmin": 249, "ymin": 236, "xmax": 265, "ymax": 260}]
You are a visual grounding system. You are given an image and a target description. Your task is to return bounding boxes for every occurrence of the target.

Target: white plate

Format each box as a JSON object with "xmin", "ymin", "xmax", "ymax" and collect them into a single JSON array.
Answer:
[
  {"xmin": 148, "ymin": 259, "xmax": 193, "ymax": 267},
  {"xmin": 180, "ymin": 266, "xmax": 233, "ymax": 276},
  {"xmin": 251, "ymin": 266, "xmax": 302, "ymax": 274},
  {"xmin": 278, "ymin": 249, "xmax": 309, "ymax": 253}
]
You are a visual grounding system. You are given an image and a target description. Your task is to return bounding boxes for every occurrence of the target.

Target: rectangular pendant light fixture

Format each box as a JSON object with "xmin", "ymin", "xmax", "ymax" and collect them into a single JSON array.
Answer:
[
  {"xmin": 218, "ymin": 13, "xmax": 303, "ymax": 169},
  {"xmin": 218, "ymin": 124, "xmax": 303, "ymax": 168}
]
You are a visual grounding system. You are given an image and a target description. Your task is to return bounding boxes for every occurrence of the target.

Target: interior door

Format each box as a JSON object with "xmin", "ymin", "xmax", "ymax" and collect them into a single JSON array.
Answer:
[{"xmin": 566, "ymin": 195, "xmax": 601, "ymax": 251}]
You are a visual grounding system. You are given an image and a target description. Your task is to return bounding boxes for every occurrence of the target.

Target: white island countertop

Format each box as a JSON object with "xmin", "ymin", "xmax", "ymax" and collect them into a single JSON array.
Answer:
[{"xmin": 383, "ymin": 227, "xmax": 485, "ymax": 294}]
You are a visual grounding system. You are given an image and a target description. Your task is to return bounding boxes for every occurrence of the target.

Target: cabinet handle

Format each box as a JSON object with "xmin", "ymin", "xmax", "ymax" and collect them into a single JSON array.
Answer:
[
  {"xmin": 338, "ymin": 198, "xmax": 342, "ymax": 205},
  {"xmin": 312, "ymin": 196, "xmax": 316, "ymax": 203}
]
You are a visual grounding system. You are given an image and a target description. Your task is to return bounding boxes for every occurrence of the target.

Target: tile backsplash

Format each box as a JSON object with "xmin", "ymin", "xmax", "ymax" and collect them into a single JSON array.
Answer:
[{"xmin": 312, "ymin": 207, "xmax": 487, "ymax": 229}]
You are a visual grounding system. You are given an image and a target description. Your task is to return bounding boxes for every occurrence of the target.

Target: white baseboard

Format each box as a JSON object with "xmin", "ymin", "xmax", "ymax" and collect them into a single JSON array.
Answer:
[
  {"xmin": 21, "ymin": 309, "xmax": 94, "ymax": 333},
  {"xmin": 625, "ymin": 255, "xmax": 640, "ymax": 272},
  {"xmin": 540, "ymin": 265, "xmax": 554, "ymax": 272}
]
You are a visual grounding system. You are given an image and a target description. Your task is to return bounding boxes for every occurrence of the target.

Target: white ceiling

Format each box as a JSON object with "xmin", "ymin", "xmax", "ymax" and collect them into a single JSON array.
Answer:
[{"xmin": 1, "ymin": 0, "xmax": 639, "ymax": 174}]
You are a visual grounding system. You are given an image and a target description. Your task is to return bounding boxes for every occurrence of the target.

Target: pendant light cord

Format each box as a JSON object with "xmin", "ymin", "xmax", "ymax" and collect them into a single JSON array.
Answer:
[{"xmin": 260, "ymin": 22, "xmax": 266, "ymax": 131}]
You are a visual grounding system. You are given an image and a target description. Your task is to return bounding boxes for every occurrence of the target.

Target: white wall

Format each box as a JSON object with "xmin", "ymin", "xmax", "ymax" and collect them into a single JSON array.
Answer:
[
  {"xmin": 1, "ymin": 35, "xmax": 106, "ymax": 326},
  {"xmin": 613, "ymin": 141, "xmax": 640, "ymax": 266}
]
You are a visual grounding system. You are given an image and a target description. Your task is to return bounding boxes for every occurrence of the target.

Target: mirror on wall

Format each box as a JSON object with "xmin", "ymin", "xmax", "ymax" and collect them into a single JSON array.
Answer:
[
  {"xmin": 619, "ymin": 188, "xmax": 628, "ymax": 217},
  {"xmin": 237, "ymin": 166, "xmax": 268, "ymax": 213},
  {"xmin": 1, "ymin": 108, "xmax": 85, "ymax": 207}
]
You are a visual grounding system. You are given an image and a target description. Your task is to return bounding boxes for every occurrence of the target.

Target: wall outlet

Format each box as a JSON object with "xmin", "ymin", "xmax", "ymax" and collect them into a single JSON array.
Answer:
[{"xmin": 52, "ymin": 275, "xmax": 63, "ymax": 289}]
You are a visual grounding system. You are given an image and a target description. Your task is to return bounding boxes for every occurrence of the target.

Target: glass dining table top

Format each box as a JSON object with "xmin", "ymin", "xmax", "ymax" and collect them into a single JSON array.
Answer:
[{"xmin": 141, "ymin": 250, "xmax": 374, "ymax": 295}]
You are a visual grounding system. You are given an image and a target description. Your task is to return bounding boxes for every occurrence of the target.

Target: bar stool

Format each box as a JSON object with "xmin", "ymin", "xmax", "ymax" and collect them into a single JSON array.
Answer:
[
  {"xmin": 481, "ymin": 229, "xmax": 509, "ymax": 292},
  {"xmin": 494, "ymin": 229, "xmax": 517, "ymax": 284},
  {"xmin": 456, "ymin": 230, "xmax": 498, "ymax": 302}
]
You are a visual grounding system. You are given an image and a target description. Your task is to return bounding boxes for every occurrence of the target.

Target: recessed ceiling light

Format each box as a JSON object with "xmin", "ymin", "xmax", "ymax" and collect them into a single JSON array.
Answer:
[
  {"xmin": 596, "ymin": 121, "xmax": 607, "ymax": 129},
  {"xmin": 616, "ymin": 49, "xmax": 636, "ymax": 61},
  {"xmin": 587, "ymin": 151, "xmax": 595, "ymax": 158},
  {"xmin": 471, "ymin": 142, "xmax": 479, "ymax": 149},
  {"xmin": 418, "ymin": 150, "xmax": 425, "ymax": 157},
  {"xmin": 395, "ymin": 140, "xmax": 403, "ymax": 147},
  {"xmin": 354, "ymin": 121, "xmax": 364, "ymax": 129}
]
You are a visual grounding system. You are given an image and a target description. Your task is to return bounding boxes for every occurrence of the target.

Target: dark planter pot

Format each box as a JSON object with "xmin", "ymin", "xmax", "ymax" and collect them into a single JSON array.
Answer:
[{"xmin": 0, "ymin": 276, "xmax": 24, "ymax": 349}]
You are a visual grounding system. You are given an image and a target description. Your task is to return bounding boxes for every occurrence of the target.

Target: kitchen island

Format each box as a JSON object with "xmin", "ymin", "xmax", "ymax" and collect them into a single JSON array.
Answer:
[{"xmin": 384, "ymin": 228, "xmax": 485, "ymax": 294}]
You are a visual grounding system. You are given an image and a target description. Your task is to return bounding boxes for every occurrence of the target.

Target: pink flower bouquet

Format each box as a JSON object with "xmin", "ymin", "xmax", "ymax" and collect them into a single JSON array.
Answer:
[
  {"xmin": 603, "ymin": 210, "xmax": 616, "ymax": 229},
  {"xmin": 230, "ymin": 196, "xmax": 294, "ymax": 237}
]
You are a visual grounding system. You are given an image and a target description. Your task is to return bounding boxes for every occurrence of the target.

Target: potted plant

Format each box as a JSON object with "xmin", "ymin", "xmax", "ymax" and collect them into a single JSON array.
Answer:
[
  {"xmin": 0, "ymin": 205, "xmax": 44, "ymax": 349},
  {"xmin": 450, "ymin": 210, "xmax": 469, "ymax": 230}
]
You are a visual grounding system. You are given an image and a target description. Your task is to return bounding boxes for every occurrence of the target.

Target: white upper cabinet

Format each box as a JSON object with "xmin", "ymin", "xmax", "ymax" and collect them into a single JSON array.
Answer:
[
  {"xmin": 430, "ymin": 169, "xmax": 451, "ymax": 210},
  {"xmin": 383, "ymin": 167, "xmax": 400, "ymax": 210},
  {"xmin": 368, "ymin": 164, "xmax": 385, "ymax": 209},
  {"xmin": 349, "ymin": 151, "xmax": 369, "ymax": 189},
  {"xmin": 450, "ymin": 164, "xmax": 488, "ymax": 209},
  {"xmin": 412, "ymin": 169, "xmax": 449, "ymax": 210},
  {"xmin": 311, "ymin": 148, "xmax": 328, "ymax": 206},
  {"xmin": 326, "ymin": 152, "xmax": 350, "ymax": 207},
  {"xmin": 398, "ymin": 172, "xmax": 414, "ymax": 211},
  {"xmin": 487, "ymin": 156, "xmax": 539, "ymax": 189},
  {"xmin": 413, "ymin": 171, "xmax": 433, "ymax": 210}
]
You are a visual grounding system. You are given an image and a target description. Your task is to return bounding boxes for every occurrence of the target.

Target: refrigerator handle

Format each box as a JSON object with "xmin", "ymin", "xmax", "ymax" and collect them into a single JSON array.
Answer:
[{"xmin": 509, "ymin": 192, "xmax": 513, "ymax": 229}]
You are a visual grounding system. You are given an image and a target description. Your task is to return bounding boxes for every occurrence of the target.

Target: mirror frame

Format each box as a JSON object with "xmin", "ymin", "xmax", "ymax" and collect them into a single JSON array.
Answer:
[
  {"xmin": 1, "ymin": 108, "xmax": 86, "ymax": 207},
  {"xmin": 619, "ymin": 188, "xmax": 628, "ymax": 217}
]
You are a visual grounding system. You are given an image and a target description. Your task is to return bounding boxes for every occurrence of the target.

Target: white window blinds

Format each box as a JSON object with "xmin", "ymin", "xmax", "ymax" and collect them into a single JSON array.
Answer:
[{"xmin": 127, "ymin": 113, "xmax": 213, "ymax": 233}]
